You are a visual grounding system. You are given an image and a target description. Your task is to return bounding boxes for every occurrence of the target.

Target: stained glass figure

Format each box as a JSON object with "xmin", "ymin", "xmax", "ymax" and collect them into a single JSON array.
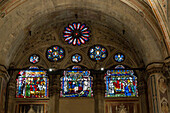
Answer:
[
  {"xmin": 16, "ymin": 66, "xmax": 49, "ymax": 98},
  {"xmin": 72, "ymin": 54, "xmax": 82, "ymax": 63},
  {"xmin": 104, "ymin": 66, "xmax": 138, "ymax": 97},
  {"xmin": 60, "ymin": 69, "xmax": 93, "ymax": 97},
  {"xmin": 29, "ymin": 54, "xmax": 40, "ymax": 64},
  {"xmin": 46, "ymin": 45, "xmax": 64, "ymax": 62},
  {"xmin": 89, "ymin": 45, "xmax": 107, "ymax": 61},
  {"xmin": 114, "ymin": 53, "xmax": 125, "ymax": 62},
  {"xmin": 63, "ymin": 22, "xmax": 91, "ymax": 46}
]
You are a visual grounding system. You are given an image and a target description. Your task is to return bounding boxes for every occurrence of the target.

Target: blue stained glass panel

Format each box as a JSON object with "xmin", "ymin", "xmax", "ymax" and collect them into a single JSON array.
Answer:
[
  {"xmin": 46, "ymin": 45, "xmax": 65, "ymax": 62},
  {"xmin": 89, "ymin": 45, "xmax": 107, "ymax": 61},
  {"xmin": 72, "ymin": 54, "xmax": 82, "ymax": 63},
  {"xmin": 16, "ymin": 66, "xmax": 49, "ymax": 98},
  {"xmin": 29, "ymin": 54, "xmax": 40, "ymax": 64},
  {"xmin": 104, "ymin": 67, "xmax": 138, "ymax": 97},
  {"xmin": 114, "ymin": 53, "xmax": 125, "ymax": 62},
  {"xmin": 60, "ymin": 70, "xmax": 93, "ymax": 97}
]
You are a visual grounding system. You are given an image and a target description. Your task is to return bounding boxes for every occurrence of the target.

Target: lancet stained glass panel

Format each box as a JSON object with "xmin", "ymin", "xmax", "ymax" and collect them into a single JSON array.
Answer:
[
  {"xmin": 16, "ymin": 66, "xmax": 49, "ymax": 98},
  {"xmin": 104, "ymin": 66, "xmax": 138, "ymax": 97},
  {"xmin": 60, "ymin": 70, "xmax": 93, "ymax": 97}
]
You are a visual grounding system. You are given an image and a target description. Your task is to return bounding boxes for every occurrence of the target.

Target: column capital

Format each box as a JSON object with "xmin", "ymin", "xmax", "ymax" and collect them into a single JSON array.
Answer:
[
  {"xmin": 146, "ymin": 62, "xmax": 164, "ymax": 75},
  {"xmin": 0, "ymin": 64, "xmax": 10, "ymax": 81},
  {"xmin": 163, "ymin": 57, "xmax": 170, "ymax": 78}
]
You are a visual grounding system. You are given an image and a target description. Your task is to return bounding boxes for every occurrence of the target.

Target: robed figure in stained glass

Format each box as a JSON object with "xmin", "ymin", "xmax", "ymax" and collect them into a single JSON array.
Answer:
[
  {"xmin": 16, "ymin": 66, "xmax": 49, "ymax": 98},
  {"xmin": 60, "ymin": 69, "xmax": 93, "ymax": 97},
  {"xmin": 104, "ymin": 65, "xmax": 138, "ymax": 97}
]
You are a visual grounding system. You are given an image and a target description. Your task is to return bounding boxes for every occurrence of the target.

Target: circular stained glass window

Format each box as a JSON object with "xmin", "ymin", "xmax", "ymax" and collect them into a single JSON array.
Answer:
[
  {"xmin": 72, "ymin": 54, "xmax": 82, "ymax": 63},
  {"xmin": 114, "ymin": 53, "xmax": 125, "ymax": 62},
  {"xmin": 89, "ymin": 45, "xmax": 107, "ymax": 61},
  {"xmin": 29, "ymin": 54, "xmax": 40, "ymax": 64},
  {"xmin": 63, "ymin": 22, "xmax": 91, "ymax": 46},
  {"xmin": 46, "ymin": 45, "xmax": 65, "ymax": 62}
]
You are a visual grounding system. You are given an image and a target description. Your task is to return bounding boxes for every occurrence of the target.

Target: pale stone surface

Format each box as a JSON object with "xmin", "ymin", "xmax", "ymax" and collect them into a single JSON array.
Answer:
[{"xmin": 59, "ymin": 98, "xmax": 95, "ymax": 113}]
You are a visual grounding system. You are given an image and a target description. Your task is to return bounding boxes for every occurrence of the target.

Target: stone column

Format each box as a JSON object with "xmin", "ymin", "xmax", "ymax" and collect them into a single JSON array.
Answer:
[
  {"xmin": 49, "ymin": 73, "xmax": 60, "ymax": 113},
  {"xmin": 146, "ymin": 63, "xmax": 169, "ymax": 113},
  {"xmin": 94, "ymin": 72, "xmax": 105, "ymax": 113},
  {"xmin": 164, "ymin": 57, "xmax": 170, "ymax": 112},
  {"xmin": 138, "ymin": 71, "xmax": 149, "ymax": 113},
  {"xmin": 7, "ymin": 65, "xmax": 17, "ymax": 113},
  {"xmin": 0, "ymin": 65, "xmax": 10, "ymax": 113}
]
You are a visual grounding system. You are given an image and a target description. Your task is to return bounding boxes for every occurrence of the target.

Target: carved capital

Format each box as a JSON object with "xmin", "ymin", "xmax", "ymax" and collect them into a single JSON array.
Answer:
[
  {"xmin": 163, "ymin": 57, "xmax": 170, "ymax": 77},
  {"xmin": 146, "ymin": 63, "xmax": 164, "ymax": 75}
]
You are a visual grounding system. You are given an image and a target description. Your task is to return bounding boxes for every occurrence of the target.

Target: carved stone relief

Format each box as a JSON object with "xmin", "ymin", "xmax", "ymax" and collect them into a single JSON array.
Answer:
[{"xmin": 117, "ymin": 104, "xmax": 128, "ymax": 113}]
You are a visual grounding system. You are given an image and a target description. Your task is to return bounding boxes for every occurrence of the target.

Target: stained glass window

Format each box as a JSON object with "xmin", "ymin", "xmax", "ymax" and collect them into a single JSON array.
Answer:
[
  {"xmin": 63, "ymin": 22, "xmax": 91, "ymax": 46},
  {"xmin": 104, "ymin": 65, "xmax": 138, "ymax": 97},
  {"xmin": 72, "ymin": 54, "xmax": 82, "ymax": 63},
  {"xmin": 29, "ymin": 54, "xmax": 40, "ymax": 64},
  {"xmin": 60, "ymin": 67, "xmax": 93, "ymax": 97},
  {"xmin": 89, "ymin": 45, "xmax": 107, "ymax": 61},
  {"xmin": 16, "ymin": 66, "xmax": 49, "ymax": 98},
  {"xmin": 46, "ymin": 45, "xmax": 64, "ymax": 62},
  {"xmin": 114, "ymin": 53, "xmax": 125, "ymax": 62}
]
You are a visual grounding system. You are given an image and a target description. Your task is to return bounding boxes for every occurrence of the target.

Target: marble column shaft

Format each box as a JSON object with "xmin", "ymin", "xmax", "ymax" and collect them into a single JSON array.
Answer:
[
  {"xmin": 94, "ymin": 72, "xmax": 105, "ymax": 113},
  {"xmin": 146, "ymin": 63, "xmax": 169, "ymax": 113}
]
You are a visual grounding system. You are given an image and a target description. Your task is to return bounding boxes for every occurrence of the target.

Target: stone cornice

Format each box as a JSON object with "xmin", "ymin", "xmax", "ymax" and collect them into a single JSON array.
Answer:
[
  {"xmin": 146, "ymin": 58, "xmax": 170, "ymax": 78},
  {"xmin": 146, "ymin": 62, "xmax": 164, "ymax": 75}
]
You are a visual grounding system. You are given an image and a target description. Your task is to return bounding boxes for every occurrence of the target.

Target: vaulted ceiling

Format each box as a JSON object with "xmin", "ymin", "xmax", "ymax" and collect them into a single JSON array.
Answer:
[{"xmin": 0, "ymin": 0, "xmax": 169, "ymax": 68}]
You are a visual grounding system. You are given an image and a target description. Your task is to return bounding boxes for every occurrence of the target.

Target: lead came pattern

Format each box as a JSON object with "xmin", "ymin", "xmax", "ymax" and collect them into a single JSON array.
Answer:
[
  {"xmin": 63, "ymin": 22, "xmax": 91, "ymax": 46},
  {"xmin": 46, "ymin": 45, "xmax": 64, "ymax": 62},
  {"xmin": 104, "ymin": 65, "xmax": 138, "ymax": 97},
  {"xmin": 89, "ymin": 45, "xmax": 107, "ymax": 61}
]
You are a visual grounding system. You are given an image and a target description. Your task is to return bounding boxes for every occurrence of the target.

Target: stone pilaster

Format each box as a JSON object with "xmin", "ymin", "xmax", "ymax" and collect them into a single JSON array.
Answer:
[
  {"xmin": 49, "ymin": 73, "xmax": 60, "ymax": 113},
  {"xmin": 138, "ymin": 71, "xmax": 148, "ymax": 113},
  {"xmin": 94, "ymin": 72, "xmax": 105, "ymax": 113},
  {"xmin": 164, "ymin": 57, "xmax": 170, "ymax": 112},
  {"xmin": 0, "ymin": 65, "xmax": 10, "ymax": 113},
  {"xmin": 7, "ymin": 64, "xmax": 17, "ymax": 113},
  {"xmin": 146, "ymin": 63, "xmax": 169, "ymax": 113}
]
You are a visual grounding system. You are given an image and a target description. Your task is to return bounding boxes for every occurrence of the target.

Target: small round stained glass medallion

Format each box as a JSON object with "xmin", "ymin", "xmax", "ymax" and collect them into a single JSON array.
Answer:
[
  {"xmin": 29, "ymin": 54, "xmax": 40, "ymax": 64},
  {"xmin": 63, "ymin": 22, "xmax": 91, "ymax": 46},
  {"xmin": 72, "ymin": 54, "xmax": 82, "ymax": 63},
  {"xmin": 46, "ymin": 45, "xmax": 65, "ymax": 62},
  {"xmin": 114, "ymin": 53, "xmax": 125, "ymax": 62},
  {"xmin": 89, "ymin": 45, "xmax": 107, "ymax": 61}
]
